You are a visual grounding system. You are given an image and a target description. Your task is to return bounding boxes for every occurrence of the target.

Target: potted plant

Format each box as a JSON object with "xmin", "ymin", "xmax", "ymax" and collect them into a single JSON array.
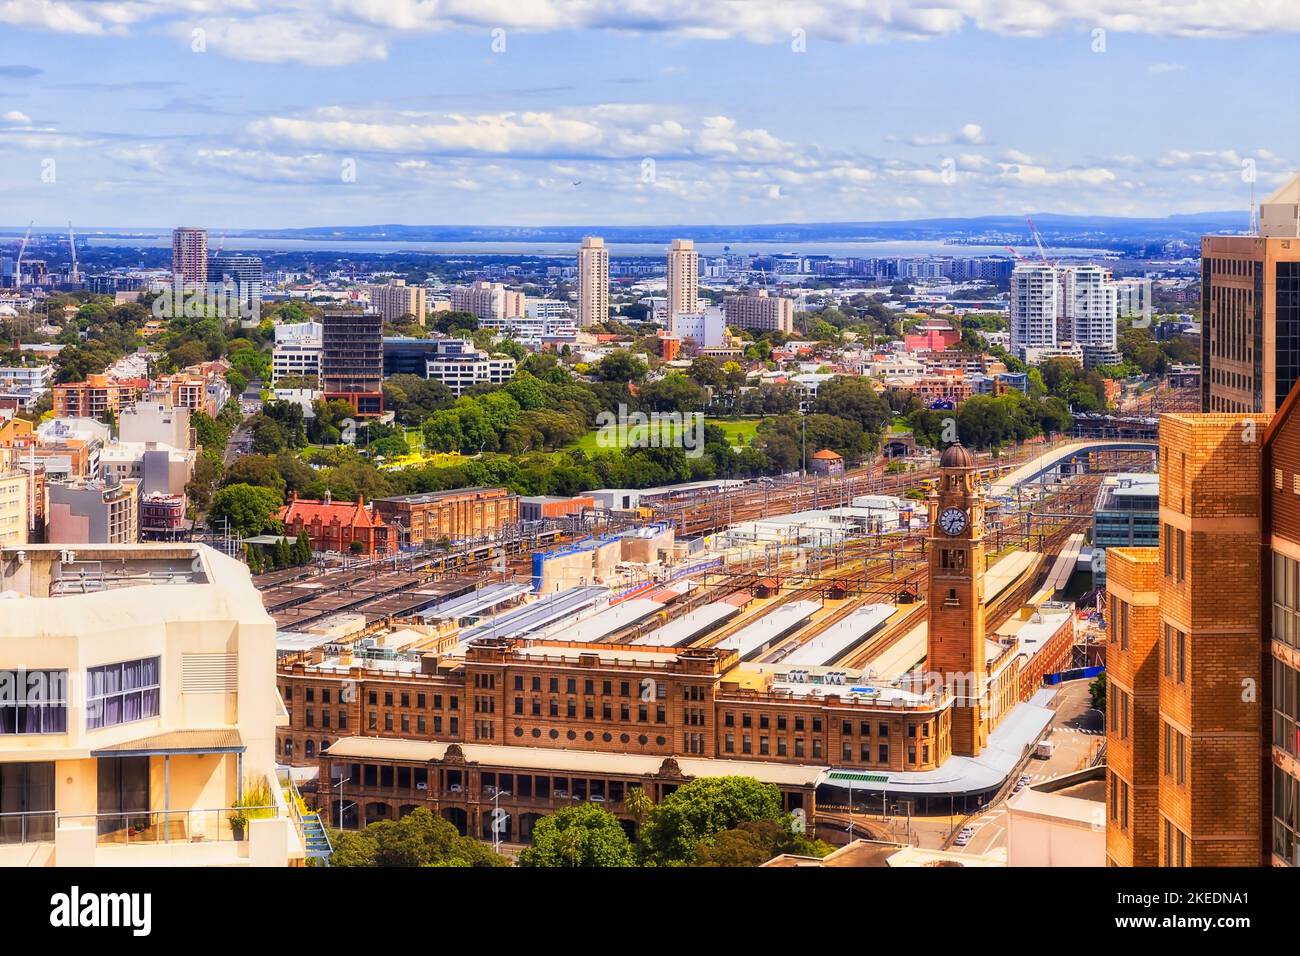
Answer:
[{"xmin": 228, "ymin": 808, "xmax": 248, "ymax": 841}]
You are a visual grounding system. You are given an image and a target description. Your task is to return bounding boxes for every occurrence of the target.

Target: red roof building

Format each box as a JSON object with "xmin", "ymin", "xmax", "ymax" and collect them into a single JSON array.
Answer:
[
  {"xmin": 279, "ymin": 491, "xmax": 393, "ymax": 556},
  {"xmin": 809, "ymin": 448, "xmax": 845, "ymax": 476}
]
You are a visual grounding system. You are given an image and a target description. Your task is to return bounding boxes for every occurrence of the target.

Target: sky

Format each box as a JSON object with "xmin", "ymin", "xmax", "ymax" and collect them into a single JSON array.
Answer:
[{"xmin": 1, "ymin": 0, "xmax": 1299, "ymax": 229}]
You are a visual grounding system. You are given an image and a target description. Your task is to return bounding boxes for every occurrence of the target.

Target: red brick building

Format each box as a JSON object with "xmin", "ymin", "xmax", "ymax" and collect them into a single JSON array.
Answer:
[{"xmin": 279, "ymin": 491, "xmax": 392, "ymax": 556}]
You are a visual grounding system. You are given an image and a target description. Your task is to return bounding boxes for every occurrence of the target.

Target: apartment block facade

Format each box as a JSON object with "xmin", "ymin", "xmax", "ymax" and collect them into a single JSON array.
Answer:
[
  {"xmin": 576, "ymin": 237, "xmax": 609, "ymax": 328},
  {"xmin": 0, "ymin": 544, "xmax": 302, "ymax": 867},
  {"xmin": 371, "ymin": 487, "xmax": 519, "ymax": 547},
  {"xmin": 723, "ymin": 291, "xmax": 795, "ymax": 334}
]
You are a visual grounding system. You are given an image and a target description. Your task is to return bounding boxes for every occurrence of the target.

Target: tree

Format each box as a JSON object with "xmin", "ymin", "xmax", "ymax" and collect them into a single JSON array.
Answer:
[
  {"xmin": 813, "ymin": 376, "xmax": 892, "ymax": 438},
  {"xmin": 594, "ymin": 349, "xmax": 648, "ymax": 383},
  {"xmin": 207, "ymin": 483, "xmax": 283, "ymax": 537},
  {"xmin": 1090, "ymin": 671, "xmax": 1107, "ymax": 713},
  {"xmin": 330, "ymin": 808, "xmax": 508, "ymax": 868},
  {"xmin": 517, "ymin": 803, "xmax": 635, "ymax": 868},
  {"xmin": 273, "ymin": 535, "xmax": 293, "ymax": 570},
  {"xmin": 244, "ymin": 543, "xmax": 263, "ymax": 574},
  {"xmin": 294, "ymin": 530, "xmax": 313, "ymax": 566},
  {"xmin": 624, "ymin": 787, "xmax": 654, "ymax": 831},
  {"xmin": 638, "ymin": 776, "xmax": 784, "ymax": 866}
]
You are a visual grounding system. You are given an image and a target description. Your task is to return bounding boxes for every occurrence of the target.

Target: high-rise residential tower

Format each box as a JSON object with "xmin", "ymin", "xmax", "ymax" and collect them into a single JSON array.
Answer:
[
  {"xmin": 171, "ymin": 226, "xmax": 208, "ymax": 290},
  {"xmin": 576, "ymin": 236, "xmax": 609, "ymax": 328},
  {"xmin": 1009, "ymin": 263, "xmax": 1060, "ymax": 358},
  {"xmin": 666, "ymin": 239, "xmax": 699, "ymax": 323},
  {"xmin": 1059, "ymin": 264, "xmax": 1119, "ymax": 349}
]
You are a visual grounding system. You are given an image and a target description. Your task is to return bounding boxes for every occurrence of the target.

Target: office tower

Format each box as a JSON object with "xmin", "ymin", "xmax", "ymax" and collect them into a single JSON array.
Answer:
[
  {"xmin": 722, "ymin": 291, "xmax": 794, "ymax": 334},
  {"xmin": 46, "ymin": 478, "xmax": 140, "ymax": 544},
  {"xmin": 170, "ymin": 227, "xmax": 207, "ymax": 290},
  {"xmin": 367, "ymin": 278, "xmax": 427, "ymax": 326},
  {"xmin": 1202, "ymin": 172, "xmax": 1300, "ymax": 413},
  {"xmin": 576, "ymin": 236, "xmax": 609, "ymax": 328},
  {"xmin": 926, "ymin": 442, "xmax": 988, "ymax": 757},
  {"xmin": 1059, "ymin": 265, "xmax": 1119, "ymax": 348},
  {"xmin": 1009, "ymin": 263, "xmax": 1059, "ymax": 358},
  {"xmin": 666, "ymin": 239, "xmax": 699, "ymax": 322},
  {"xmin": 321, "ymin": 308, "xmax": 383, "ymax": 416},
  {"xmin": 207, "ymin": 254, "xmax": 263, "ymax": 309}
]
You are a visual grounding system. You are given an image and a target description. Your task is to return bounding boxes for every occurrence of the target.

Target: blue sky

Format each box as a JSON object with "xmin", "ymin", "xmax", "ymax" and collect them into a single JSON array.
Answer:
[{"xmin": 1, "ymin": 1, "xmax": 1298, "ymax": 228}]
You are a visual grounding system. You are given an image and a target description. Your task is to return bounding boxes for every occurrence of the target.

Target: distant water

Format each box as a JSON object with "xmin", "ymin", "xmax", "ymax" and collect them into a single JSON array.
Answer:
[{"xmin": 72, "ymin": 235, "xmax": 1112, "ymax": 258}]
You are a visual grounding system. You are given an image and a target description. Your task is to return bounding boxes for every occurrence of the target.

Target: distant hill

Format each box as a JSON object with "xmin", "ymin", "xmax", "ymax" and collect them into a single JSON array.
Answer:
[{"xmin": 226, "ymin": 212, "xmax": 1248, "ymax": 246}]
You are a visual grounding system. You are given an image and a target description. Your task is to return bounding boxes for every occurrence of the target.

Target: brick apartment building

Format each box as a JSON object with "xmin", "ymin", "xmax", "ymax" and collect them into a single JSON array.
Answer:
[{"xmin": 1106, "ymin": 406, "xmax": 1300, "ymax": 867}]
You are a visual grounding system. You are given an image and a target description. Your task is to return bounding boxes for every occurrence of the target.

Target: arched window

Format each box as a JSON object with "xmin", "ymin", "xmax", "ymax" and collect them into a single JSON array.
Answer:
[{"xmin": 305, "ymin": 740, "xmax": 316, "ymax": 758}]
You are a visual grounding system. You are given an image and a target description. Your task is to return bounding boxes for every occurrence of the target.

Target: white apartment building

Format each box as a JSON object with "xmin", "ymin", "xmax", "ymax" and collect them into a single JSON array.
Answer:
[
  {"xmin": 424, "ymin": 339, "xmax": 517, "ymax": 397},
  {"xmin": 666, "ymin": 239, "xmax": 699, "ymax": 321},
  {"xmin": 1059, "ymin": 265, "xmax": 1118, "ymax": 349},
  {"xmin": 119, "ymin": 402, "xmax": 192, "ymax": 451},
  {"xmin": 0, "ymin": 543, "xmax": 308, "ymax": 867},
  {"xmin": 722, "ymin": 291, "xmax": 794, "ymax": 334},
  {"xmin": 525, "ymin": 297, "xmax": 573, "ymax": 320},
  {"xmin": 576, "ymin": 237, "xmax": 609, "ymax": 328},
  {"xmin": 450, "ymin": 281, "xmax": 526, "ymax": 324},
  {"xmin": 1010, "ymin": 263, "xmax": 1061, "ymax": 358},
  {"xmin": 271, "ymin": 320, "xmax": 324, "ymax": 383},
  {"xmin": 670, "ymin": 306, "xmax": 728, "ymax": 348},
  {"xmin": 0, "ymin": 364, "xmax": 53, "ymax": 411},
  {"xmin": 1115, "ymin": 277, "xmax": 1151, "ymax": 320}
]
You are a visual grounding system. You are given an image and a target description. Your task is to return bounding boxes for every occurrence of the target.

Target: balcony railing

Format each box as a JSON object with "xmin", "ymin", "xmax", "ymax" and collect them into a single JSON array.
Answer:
[
  {"xmin": 58, "ymin": 806, "xmax": 279, "ymax": 846},
  {"xmin": 0, "ymin": 810, "xmax": 57, "ymax": 845}
]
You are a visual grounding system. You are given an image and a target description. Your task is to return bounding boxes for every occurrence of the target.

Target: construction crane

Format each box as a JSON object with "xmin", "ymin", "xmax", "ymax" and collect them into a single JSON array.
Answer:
[
  {"xmin": 14, "ymin": 220, "xmax": 32, "ymax": 291},
  {"xmin": 68, "ymin": 221, "xmax": 79, "ymax": 283}
]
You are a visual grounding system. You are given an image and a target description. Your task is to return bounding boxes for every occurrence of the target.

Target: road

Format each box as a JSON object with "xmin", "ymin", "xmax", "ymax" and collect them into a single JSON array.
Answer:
[{"xmin": 950, "ymin": 678, "xmax": 1103, "ymax": 858}]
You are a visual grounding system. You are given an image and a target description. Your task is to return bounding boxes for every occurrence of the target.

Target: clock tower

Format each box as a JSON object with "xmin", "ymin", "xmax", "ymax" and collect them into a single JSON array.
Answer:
[{"xmin": 926, "ymin": 442, "xmax": 988, "ymax": 757}]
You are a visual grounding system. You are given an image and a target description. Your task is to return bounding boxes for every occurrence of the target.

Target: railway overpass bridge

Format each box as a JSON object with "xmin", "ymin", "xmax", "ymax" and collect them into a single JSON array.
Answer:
[{"xmin": 989, "ymin": 440, "xmax": 1157, "ymax": 497}]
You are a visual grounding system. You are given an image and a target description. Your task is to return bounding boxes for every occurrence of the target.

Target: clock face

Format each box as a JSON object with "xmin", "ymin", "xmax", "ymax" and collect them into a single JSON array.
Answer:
[{"xmin": 939, "ymin": 507, "xmax": 968, "ymax": 536}]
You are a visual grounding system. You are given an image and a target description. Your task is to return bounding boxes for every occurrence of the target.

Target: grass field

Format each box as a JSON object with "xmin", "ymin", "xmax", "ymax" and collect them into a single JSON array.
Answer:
[{"xmin": 570, "ymin": 417, "xmax": 761, "ymax": 455}]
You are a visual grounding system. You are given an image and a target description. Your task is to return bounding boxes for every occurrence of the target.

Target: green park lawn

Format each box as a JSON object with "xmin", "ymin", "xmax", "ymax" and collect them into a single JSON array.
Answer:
[{"xmin": 570, "ymin": 416, "xmax": 760, "ymax": 455}]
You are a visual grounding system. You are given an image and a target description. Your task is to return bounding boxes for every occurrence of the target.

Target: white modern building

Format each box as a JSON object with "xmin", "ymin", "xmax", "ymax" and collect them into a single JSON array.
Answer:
[
  {"xmin": 450, "ymin": 281, "xmax": 525, "ymax": 324},
  {"xmin": 424, "ymin": 339, "xmax": 517, "ymax": 397},
  {"xmin": 671, "ymin": 306, "xmax": 727, "ymax": 348},
  {"xmin": 1010, "ymin": 263, "xmax": 1060, "ymax": 358},
  {"xmin": 272, "ymin": 321, "xmax": 324, "ymax": 383},
  {"xmin": 1059, "ymin": 265, "xmax": 1118, "ymax": 349}
]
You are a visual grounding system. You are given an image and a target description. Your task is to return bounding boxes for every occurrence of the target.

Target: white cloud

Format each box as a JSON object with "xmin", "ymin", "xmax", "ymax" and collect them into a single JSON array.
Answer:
[
  {"xmin": 247, "ymin": 105, "xmax": 796, "ymax": 162},
  {"xmin": 2, "ymin": 110, "xmax": 32, "ymax": 124},
  {"xmin": 7, "ymin": 1, "xmax": 1300, "ymax": 59},
  {"xmin": 908, "ymin": 122, "xmax": 984, "ymax": 147}
]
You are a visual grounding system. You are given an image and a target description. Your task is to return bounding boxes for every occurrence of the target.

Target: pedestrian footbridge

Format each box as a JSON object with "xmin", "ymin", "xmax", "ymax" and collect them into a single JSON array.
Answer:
[{"xmin": 989, "ymin": 440, "xmax": 1156, "ymax": 497}]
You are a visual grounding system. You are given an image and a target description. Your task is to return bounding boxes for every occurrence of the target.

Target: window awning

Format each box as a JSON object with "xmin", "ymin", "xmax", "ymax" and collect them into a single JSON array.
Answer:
[{"xmin": 90, "ymin": 729, "xmax": 244, "ymax": 758}]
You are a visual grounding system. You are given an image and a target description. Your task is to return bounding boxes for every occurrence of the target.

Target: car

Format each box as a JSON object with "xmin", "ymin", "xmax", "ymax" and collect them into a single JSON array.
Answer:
[{"xmin": 953, "ymin": 833, "xmax": 971, "ymax": 847}]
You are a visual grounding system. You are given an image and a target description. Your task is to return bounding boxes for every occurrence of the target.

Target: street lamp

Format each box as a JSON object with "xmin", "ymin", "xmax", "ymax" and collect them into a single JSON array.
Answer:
[
  {"xmin": 334, "ymin": 774, "xmax": 353, "ymax": 830},
  {"xmin": 491, "ymin": 789, "xmax": 512, "ymax": 854}
]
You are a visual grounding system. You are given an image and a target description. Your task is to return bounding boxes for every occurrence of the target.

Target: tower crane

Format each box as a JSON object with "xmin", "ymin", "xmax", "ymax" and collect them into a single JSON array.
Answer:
[
  {"xmin": 68, "ymin": 222, "xmax": 79, "ymax": 283},
  {"xmin": 14, "ymin": 220, "xmax": 33, "ymax": 291}
]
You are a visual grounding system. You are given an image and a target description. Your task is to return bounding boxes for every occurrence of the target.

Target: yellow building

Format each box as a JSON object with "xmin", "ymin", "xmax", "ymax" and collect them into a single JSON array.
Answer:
[
  {"xmin": 0, "ymin": 543, "xmax": 317, "ymax": 867},
  {"xmin": 0, "ymin": 470, "xmax": 27, "ymax": 547}
]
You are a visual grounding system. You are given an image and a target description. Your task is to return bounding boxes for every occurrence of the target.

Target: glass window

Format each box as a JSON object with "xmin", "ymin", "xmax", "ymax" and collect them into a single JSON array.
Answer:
[
  {"xmin": 86, "ymin": 658, "xmax": 161, "ymax": 731},
  {"xmin": 0, "ymin": 670, "xmax": 68, "ymax": 735}
]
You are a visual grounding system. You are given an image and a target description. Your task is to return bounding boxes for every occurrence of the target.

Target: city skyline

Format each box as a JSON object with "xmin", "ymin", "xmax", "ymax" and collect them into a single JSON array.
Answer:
[{"xmin": 1, "ymin": 2, "xmax": 1299, "ymax": 227}]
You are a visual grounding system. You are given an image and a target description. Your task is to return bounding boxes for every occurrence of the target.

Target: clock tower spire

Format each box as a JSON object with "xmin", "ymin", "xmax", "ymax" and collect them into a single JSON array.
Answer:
[{"xmin": 926, "ymin": 441, "xmax": 988, "ymax": 757}]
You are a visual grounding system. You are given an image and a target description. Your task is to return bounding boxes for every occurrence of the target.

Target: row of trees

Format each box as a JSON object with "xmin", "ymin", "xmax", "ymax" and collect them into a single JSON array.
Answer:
[{"xmin": 329, "ymin": 776, "xmax": 831, "ymax": 868}]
